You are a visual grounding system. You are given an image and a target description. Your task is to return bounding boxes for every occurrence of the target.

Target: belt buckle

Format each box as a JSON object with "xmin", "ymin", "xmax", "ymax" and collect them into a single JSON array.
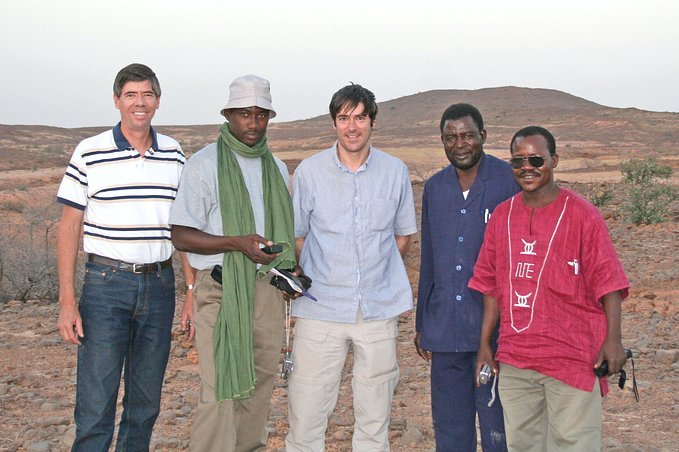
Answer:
[{"xmin": 132, "ymin": 263, "xmax": 144, "ymax": 274}]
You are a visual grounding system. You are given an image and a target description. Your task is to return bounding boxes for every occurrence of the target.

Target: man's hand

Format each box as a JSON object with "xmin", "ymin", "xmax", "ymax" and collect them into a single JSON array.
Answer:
[
  {"xmin": 58, "ymin": 299, "xmax": 83, "ymax": 345},
  {"xmin": 414, "ymin": 332, "xmax": 431, "ymax": 361},
  {"xmin": 475, "ymin": 343, "xmax": 496, "ymax": 387},
  {"xmin": 594, "ymin": 339, "xmax": 627, "ymax": 375},
  {"xmin": 280, "ymin": 265, "xmax": 305, "ymax": 301},
  {"xmin": 476, "ymin": 294, "xmax": 500, "ymax": 386},
  {"xmin": 178, "ymin": 252, "xmax": 196, "ymax": 340},
  {"xmin": 182, "ymin": 289, "xmax": 195, "ymax": 341},
  {"xmin": 595, "ymin": 290, "xmax": 626, "ymax": 375},
  {"xmin": 235, "ymin": 234, "xmax": 279, "ymax": 264}
]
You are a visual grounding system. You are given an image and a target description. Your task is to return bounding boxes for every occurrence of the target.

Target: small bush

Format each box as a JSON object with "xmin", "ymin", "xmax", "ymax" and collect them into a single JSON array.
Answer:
[
  {"xmin": 588, "ymin": 182, "xmax": 614, "ymax": 208},
  {"xmin": 619, "ymin": 158, "xmax": 677, "ymax": 225},
  {"xmin": 1, "ymin": 201, "xmax": 25, "ymax": 213}
]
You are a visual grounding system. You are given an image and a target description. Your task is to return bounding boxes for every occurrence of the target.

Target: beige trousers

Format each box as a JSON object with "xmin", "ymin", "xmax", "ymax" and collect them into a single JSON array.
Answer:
[
  {"xmin": 189, "ymin": 271, "xmax": 284, "ymax": 452},
  {"xmin": 285, "ymin": 314, "xmax": 400, "ymax": 452},
  {"xmin": 498, "ymin": 363, "xmax": 602, "ymax": 452}
]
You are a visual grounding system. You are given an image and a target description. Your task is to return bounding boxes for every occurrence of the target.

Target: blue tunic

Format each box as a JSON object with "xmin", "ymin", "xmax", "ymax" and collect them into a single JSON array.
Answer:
[{"xmin": 416, "ymin": 153, "xmax": 519, "ymax": 351}]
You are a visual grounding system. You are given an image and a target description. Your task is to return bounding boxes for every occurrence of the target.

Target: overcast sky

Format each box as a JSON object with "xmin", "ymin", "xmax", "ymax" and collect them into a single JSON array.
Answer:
[{"xmin": 1, "ymin": 0, "xmax": 677, "ymax": 128}]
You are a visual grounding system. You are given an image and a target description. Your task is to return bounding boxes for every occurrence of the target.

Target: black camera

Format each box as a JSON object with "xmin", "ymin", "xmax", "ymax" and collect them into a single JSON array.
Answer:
[
  {"xmin": 594, "ymin": 349, "xmax": 633, "ymax": 377},
  {"xmin": 270, "ymin": 268, "xmax": 312, "ymax": 297},
  {"xmin": 594, "ymin": 349, "xmax": 638, "ymax": 402},
  {"xmin": 211, "ymin": 265, "xmax": 223, "ymax": 284}
]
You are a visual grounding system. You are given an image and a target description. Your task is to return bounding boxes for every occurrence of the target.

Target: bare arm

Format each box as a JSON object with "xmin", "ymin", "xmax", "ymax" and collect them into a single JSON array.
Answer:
[
  {"xmin": 171, "ymin": 224, "xmax": 277, "ymax": 265},
  {"xmin": 178, "ymin": 251, "xmax": 196, "ymax": 340},
  {"xmin": 57, "ymin": 205, "xmax": 84, "ymax": 345},
  {"xmin": 595, "ymin": 290, "xmax": 626, "ymax": 374},
  {"xmin": 475, "ymin": 294, "xmax": 500, "ymax": 386},
  {"xmin": 395, "ymin": 234, "xmax": 413, "ymax": 258}
]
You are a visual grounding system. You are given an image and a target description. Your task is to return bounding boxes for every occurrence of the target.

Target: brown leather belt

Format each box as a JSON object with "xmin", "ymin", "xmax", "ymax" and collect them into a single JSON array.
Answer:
[{"xmin": 87, "ymin": 254, "xmax": 172, "ymax": 274}]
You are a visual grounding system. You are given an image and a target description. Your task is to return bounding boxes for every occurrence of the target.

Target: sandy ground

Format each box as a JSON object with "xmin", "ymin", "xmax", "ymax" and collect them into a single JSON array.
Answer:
[{"xmin": 0, "ymin": 162, "xmax": 677, "ymax": 451}]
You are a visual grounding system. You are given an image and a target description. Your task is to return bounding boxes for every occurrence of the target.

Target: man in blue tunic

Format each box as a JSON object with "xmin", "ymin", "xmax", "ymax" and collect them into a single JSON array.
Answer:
[{"xmin": 414, "ymin": 103, "xmax": 519, "ymax": 451}]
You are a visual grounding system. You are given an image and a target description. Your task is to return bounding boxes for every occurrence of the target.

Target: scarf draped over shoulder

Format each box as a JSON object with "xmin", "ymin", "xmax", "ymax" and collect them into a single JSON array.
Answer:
[{"xmin": 214, "ymin": 122, "xmax": 295, "ymax": 401}]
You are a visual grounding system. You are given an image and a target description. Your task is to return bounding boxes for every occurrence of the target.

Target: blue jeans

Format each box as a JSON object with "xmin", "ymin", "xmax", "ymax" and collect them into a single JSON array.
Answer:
[
  {"xmin": 431, "ymin": 351, "xmax": 507, "ymax": 452},
  {"xmin": 72, "ymin": 261, "xmax": 175, "ymax": 452}
]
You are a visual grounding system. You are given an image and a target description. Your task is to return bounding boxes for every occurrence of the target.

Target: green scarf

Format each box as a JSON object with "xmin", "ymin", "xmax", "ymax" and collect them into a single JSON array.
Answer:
[{"xmin": 214, "ymin": 122, "xmax": 295, "ymax": 401}]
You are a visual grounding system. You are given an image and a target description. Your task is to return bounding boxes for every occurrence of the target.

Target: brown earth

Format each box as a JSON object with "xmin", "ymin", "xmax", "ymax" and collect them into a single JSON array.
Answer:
[{"xmin": 0, "ymin": 87, "xmax": 677, "ymax": 450}]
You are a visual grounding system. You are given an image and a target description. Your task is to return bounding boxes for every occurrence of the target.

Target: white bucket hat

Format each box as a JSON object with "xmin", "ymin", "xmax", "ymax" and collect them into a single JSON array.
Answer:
[{"xmin": 220, "ymin": 74, "xmax": 276, "ymax": 118}]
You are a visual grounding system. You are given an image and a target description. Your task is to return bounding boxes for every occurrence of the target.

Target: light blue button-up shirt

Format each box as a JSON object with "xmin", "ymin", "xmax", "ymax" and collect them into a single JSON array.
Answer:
[{"xmin": 291, "ymin": 144, "xmax": 417, "ymax": 322}]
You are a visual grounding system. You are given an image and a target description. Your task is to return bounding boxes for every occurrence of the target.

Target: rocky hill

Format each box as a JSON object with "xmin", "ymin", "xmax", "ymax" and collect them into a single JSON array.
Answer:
[{"xmin": 1, "ymin": 87, "xmax": 677, "ymax": 172}]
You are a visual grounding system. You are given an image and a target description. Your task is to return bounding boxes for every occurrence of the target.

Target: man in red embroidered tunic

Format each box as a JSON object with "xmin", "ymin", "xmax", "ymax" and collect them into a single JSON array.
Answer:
[{"xmin": 469, "ymin": 126, "xmax": 629, "ymax": 451}]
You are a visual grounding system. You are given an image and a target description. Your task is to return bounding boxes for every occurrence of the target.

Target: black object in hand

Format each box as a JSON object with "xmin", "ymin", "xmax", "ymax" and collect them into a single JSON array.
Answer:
[
  {"xmin": 260, "ymin": 243, "xmax": 283, "ymax": 254},
  {"xmin": 594, "ymin": 349, "xmax": 633, "ymax": 377},
  {"xmin": 261, "ymin": 244, "xmax": 283, "ymax": 254},
  {"xmin": 270, "ymin": 268, "xmax": 312, "ymax": 297}
]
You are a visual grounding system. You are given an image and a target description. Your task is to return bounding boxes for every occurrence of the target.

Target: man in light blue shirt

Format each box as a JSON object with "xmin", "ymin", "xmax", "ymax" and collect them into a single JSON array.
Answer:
[{"xmin": 286, "ymin": 84, "xmax": 417, "ymax": 451}]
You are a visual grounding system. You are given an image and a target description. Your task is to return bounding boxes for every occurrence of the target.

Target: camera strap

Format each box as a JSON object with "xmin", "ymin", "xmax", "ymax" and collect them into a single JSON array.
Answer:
[
  {"xmin": 626, "ymin": 353, "xmax": 639, "ymax": 402},
  {"xmin": 487, "ymin": 372, "xmax": 498, "ymax": 407},
  {"xmin": 618, "ymin": 349, "xmax": 639, "ymax": 402},
  {"xmin": 281, "ymin": 298, "xmax": 293, "ymax": 379}
]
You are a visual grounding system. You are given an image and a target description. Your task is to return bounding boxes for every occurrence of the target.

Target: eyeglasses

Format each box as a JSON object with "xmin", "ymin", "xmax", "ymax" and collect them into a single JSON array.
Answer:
[{"xmin": 509, "ymin": 156, "xmax": 546, "ymax": 169}]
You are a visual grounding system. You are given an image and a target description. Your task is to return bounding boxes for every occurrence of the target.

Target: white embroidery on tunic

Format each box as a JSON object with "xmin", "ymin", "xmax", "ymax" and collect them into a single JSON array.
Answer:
[
  {"xmin": 520, "ymin": 239, "xmax": 537, "ymax": 255},
  {"xmin": 507, "ymin": 196, "xmax": 571, "ymax": 333},
  {"xmin": 514, "ymin": 291, "xmax": 532, "ymax": 308},
  {"xmin": 514, "ymin": 262, "xmax": 535, "ymax": 278}
]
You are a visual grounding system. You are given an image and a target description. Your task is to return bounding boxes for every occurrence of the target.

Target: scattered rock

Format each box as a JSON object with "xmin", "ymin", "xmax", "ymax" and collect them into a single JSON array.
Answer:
[
  {"xmin": 37, "ymin": 416, "xmax": 70, "ymax": 426},
  {"xmin": 655, "ymin": 349, "xmax": 679, "ymax": 365},
  {"xmin": 61, "ymin": 427, "xmax": 76, "ymax": 448},
  {"xmin": 329, "ymin": 414, "xmax": 353, "ymax": 427},
  {"xmin": 331, "ymin": 430, "xmax": 351, "ymax": 441},
  {"xmin": 401, "ymin": 425, "xmax": 424, "ymax": 445},
  {"xmin": 389, "ymin": 417, "xmax": 407, "ymax": 431},
  {"xmin": 0, "ymin": 213, "xmax": 677, "ymax": 450},
  {"xmin": 25, "ymin": 441, "xmax": 50, "ymax": 451}
]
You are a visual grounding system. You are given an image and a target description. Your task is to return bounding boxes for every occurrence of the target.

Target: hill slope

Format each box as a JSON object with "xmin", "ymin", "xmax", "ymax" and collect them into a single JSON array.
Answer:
[{"xmin": 1, "ymin": 87, "xmax": 677, "ymax": 172}]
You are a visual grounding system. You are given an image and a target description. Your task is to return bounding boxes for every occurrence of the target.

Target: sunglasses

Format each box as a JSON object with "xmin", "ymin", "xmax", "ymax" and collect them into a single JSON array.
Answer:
[{"xmin": 510, "ymin": 156, "xmax": 546, "ymax": 169}]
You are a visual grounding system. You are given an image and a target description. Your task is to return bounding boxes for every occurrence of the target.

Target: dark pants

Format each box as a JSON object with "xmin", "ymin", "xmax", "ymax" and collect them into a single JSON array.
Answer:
[
  {"xmin": 431, "ymin": 351, "xmax": 507, "ymax": 452},
  {"xmin": 72, "ymin": 261, "xmax": 175, "ymax": 451}
]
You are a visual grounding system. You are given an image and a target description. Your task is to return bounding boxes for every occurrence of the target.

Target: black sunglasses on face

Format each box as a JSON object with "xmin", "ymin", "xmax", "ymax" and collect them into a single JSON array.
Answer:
[{"xmin": 510, "ymin": 156, "xmax": 546, "ymax": 169}]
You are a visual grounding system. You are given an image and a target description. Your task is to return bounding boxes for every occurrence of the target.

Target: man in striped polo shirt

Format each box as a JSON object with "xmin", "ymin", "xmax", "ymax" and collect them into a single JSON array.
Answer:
[{"xmin": 56, "ymin": 63, "xmax": 186, "ymax": 450}]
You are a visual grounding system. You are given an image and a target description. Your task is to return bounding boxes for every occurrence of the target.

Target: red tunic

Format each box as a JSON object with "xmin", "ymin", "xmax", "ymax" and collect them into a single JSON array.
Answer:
[{"xmin": 469, "ymin": 188, "xmax": 629, "ymax": 394}]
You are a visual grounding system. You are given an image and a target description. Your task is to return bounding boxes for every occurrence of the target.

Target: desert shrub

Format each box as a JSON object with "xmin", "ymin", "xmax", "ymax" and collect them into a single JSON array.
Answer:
[
  {"xmin": 0, "ymin": 203, "xmax": 62, "ymax": 303},
  {"xmin": 619, "ymin": 158, "xmax": 677, "ymax": 225},
  {"xmin": 410, "ymin": 164, "xmax": 447, "ymax": 183},
  {"xmin": 588, "ymin": 182, "xmax": 615, "ymax": 208},
  {"xmin": 1, "ymin": 201, "xmax": 25, "ymax": 213}
]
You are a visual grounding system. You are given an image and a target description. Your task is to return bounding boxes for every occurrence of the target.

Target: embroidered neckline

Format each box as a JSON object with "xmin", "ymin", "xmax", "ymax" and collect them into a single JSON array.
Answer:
[{"xmin": 507, "ymin": 195, "xmax": 570, "ymax": 333}]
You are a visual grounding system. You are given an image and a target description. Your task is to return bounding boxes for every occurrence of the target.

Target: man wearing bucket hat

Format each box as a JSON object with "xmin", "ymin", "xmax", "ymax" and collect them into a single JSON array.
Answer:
[{"xmin": 169, "ymin": 74, "xmax": 296, "ymax": 451}]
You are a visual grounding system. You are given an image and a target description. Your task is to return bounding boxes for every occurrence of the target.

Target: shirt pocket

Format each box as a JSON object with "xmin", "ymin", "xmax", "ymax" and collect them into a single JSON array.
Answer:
[
  {"xmin": 368, "ymin": 198, "xmax": 397, "ymax": 231},
  {"xmin": 550, "ymin": 249, "xmax": 583, "ymax": 303}
]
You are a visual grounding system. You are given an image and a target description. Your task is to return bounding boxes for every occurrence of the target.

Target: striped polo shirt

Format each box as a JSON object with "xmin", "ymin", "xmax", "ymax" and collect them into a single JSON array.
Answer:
[{"xmin": 57, "ymin": 123, "xmax": 185, "ymax": 263}]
